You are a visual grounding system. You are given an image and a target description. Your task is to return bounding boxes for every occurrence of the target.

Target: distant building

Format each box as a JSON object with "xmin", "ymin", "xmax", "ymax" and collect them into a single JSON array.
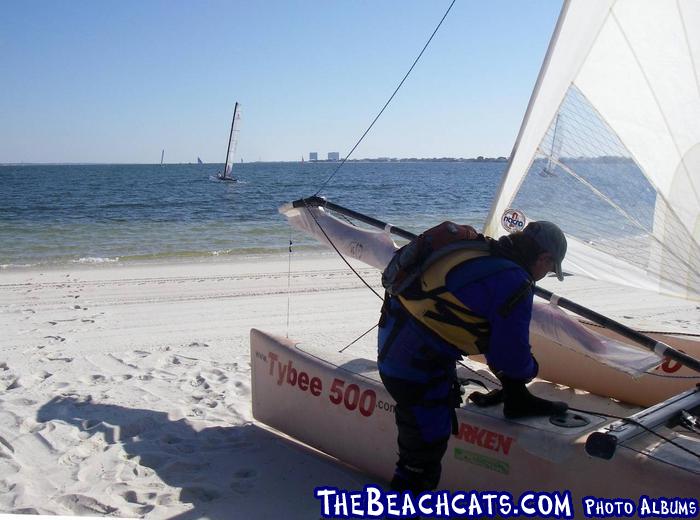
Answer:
[
  {"xmin": 309, "ymin": 152, "xmax": 318, "ymax": 162},
  {"xmin": 328, "ymin": 152, "xmax": 340, "ymax": 161}
]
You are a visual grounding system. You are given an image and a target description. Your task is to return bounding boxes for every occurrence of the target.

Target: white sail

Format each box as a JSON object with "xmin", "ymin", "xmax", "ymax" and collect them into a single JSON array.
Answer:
[
  {"xmin": 484, "ymin": 0, "xmax": 700, "ymax": 301},
  {"xmin": 223, "ymin": 102, "xmax": 241, "ymax": 178}
]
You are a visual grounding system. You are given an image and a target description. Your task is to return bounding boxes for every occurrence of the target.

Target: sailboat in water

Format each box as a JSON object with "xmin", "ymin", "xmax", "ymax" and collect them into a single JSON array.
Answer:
[
  {"xmin": 217, "ymin": 102, "xmax": 241, "ymax": 182},
  {"xmin": 252, "ymin": 0, "xmax": 699, "ymax": 499},
  {"xmin": 160, "ymin": 149, "xmax": 164, "ymax": 167}
]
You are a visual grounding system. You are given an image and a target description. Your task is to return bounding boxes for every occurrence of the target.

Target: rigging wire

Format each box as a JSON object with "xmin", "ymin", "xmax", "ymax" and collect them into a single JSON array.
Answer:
[
  {"xmin": 300, "ymin": 201, "xmax": 385, "ymax": 353},
  {"xmin": 567, "ymin": 406, "xmax": 700, "ymax": 460},
  {"xmin": 621, "ymin": 444, "xmax": 699, "ymax": 474},
  {"xmin": 314, "ymin": 0, "xmax": 457, "ymax": 196},
  {"xmin": 291, "ymin": 1, "xmax": 458, "ymax": 351},
  {"xmin": 303, "ymin": 200, "xmax": 385, "ymax": 302},
  {"xmin": 339, "ymin": 324, "xmax": 379, "ymax": 353}
]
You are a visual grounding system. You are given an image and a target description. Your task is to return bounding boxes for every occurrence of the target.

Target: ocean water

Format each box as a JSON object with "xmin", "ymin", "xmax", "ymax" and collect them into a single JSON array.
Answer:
[{"xmin": 0, "ymin": 162, "xmax": 503, "ymax": 268}]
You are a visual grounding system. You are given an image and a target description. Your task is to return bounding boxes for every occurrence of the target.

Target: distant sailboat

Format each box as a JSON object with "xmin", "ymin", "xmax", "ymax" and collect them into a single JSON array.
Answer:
[
  {"xmin": 197, "ymin": 157, "xmax": 203, "ymax": 165},
  {"xmin": 217, "ymin": 102, "xmax": 241, "ymax": 182},
  {"xmin": 160, "ymin": 149, "xmax": 165, "ymax": 167}
]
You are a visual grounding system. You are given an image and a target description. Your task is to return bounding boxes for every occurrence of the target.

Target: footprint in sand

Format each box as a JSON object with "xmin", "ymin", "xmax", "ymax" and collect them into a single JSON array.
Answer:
[
  {"xmin": 179, "ymin": 486, "xmax": 220, "ymax": 503},
  {"xmin": 44, "ymin": 335, "xmax": 66, "ymax": 343},
  {"xmin": 160, "ymin": 433, "xmax": 183, "ymax": 446},
  {"xmin": 0, "ymin": 433, "xmax": 16, "ymax": 457},
  {"xmin": 121, "ymin": 489, "xmax": 158, "ymax": 512},
  {"xmin": 0, "ymin": 471, "xmax": 21, "ymax": 493},
  {"xmin": 170, "ymin": 356, "xmax": 195, "ymax": 368},
  {"xmin": 209, "ymin": 368, "xmax": 228, "ymax": 383},
  {"xmin": 4, "ymin": 379, "xmax": 21, "ymax": 391},
  {"xmin": 189, "ymin": 375, "xmax": 209, "ymax": 389},
  {"xmin": 46, "ymin": 355, "xmax": 74, "ymax": 363},
  {"xmin": 229, "ymin": 468, "xmax": 258, "ymax": 494},
  {"xmin": 231, "ymin": 380, "xmax": 249, "ymax": 397},
  {"xmin": 155, "ymin": 494, "xmax": 176, "ymax": 506},
  {"xmin": 56, "ymin": 494, "xmax": 118, "ymax": 516}
]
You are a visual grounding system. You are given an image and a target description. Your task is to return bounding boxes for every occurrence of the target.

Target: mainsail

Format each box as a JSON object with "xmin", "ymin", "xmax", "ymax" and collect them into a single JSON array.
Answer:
[
  {"xmin": 220, "ymin": 102, "xmax": 241, "ymax": 181},
  {"xmin": 484, "ymin": 0, "xmax": 700, "ymax": 302}
]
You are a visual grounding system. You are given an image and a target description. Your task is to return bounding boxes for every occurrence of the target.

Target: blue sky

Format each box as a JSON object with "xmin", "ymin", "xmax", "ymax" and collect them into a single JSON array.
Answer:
[{"xmin": 0, "ymin": 1, "xmax": 562, "ymax": 163}]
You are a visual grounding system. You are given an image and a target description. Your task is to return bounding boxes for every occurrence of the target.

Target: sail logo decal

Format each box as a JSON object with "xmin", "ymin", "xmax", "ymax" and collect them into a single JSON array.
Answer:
[
  {"xmin": 349, "ymin": 241, "xmax": 364, "ymax": 260},
  {"xmin": 501, "ymin": 208, "xmax": 527, "ymax": 233},
  {"xmin": 659, "ymin": 357, "xmax": 682, "ymax": 373}
]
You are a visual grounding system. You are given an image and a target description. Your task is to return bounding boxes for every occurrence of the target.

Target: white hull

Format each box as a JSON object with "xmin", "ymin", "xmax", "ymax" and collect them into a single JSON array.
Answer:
[{"xmin": 251, "ymin": 329, "xmax": 699, "ymax": 503}]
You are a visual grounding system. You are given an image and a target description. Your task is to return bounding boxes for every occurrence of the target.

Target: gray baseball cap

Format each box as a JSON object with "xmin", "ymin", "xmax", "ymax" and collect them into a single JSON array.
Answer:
[{"xmin": 523, "ymin": 221, "xmax": 567, "ymax": 281}]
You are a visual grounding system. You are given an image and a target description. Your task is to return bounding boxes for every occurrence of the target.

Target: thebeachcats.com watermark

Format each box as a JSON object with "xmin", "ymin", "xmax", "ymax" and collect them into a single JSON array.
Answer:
[{"xmin": 314, "ymin": 486, "xmax": 699, "ymax": 518}]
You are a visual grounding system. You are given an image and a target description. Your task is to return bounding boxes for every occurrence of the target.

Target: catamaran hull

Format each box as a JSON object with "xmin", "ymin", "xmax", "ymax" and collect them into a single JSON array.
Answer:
[
  {"xmin": 281, "ymin": 203, "xmax": 700, "ymax": 408},
  {"xmin": 250, "ymin": 329, "xmax": 698, "ymax": 506},
  {"xmin": 529, "ymin": 328, "xmax": 700, "ymax": 407}
]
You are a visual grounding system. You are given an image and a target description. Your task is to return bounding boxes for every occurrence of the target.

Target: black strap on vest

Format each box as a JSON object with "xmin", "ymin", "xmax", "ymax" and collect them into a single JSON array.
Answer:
[
  {"xmin": 497, "ymin": 279, "xmax": 533, "ymax": 318},
  {"xmin": 378, "ymin": 295, "xmax": 405, "ymax": 363}
]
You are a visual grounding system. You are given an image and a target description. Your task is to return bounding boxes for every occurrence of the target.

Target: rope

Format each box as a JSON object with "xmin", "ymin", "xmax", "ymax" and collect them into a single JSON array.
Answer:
[
  {"xmin": 314, "ymin": 0, "xmax": 457, "ymax": 196},
  {"xmin": 458, "ymin": 360, "xmax": 501, "ymax": 387}
]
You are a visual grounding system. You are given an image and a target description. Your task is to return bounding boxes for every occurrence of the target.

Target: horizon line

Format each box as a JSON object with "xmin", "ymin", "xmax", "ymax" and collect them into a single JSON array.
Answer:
[{"xmin": 1, "ymin": 156, "xmax": 510, "ymax": 166}]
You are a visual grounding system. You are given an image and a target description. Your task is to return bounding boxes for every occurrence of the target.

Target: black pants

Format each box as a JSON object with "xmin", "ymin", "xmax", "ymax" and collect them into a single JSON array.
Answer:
[{"xmin": 380, "ymin": 371, "xmax": 461, "ymax": 494}]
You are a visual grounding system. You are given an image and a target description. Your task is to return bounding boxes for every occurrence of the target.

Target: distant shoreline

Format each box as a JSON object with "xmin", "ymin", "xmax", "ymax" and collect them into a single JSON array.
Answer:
[{"xmin": 0, "ymin": 157, "xmax": 509, "ymax": 166}]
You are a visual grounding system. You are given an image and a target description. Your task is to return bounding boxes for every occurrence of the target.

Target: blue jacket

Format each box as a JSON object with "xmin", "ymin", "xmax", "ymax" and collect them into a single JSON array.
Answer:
[{"xmin": 378, "ymin": 256, "xmax": 537, "ymax": 383}]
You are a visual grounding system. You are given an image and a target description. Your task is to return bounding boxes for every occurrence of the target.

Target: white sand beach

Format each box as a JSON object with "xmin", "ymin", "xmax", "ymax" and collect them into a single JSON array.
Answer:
[
  {"xmin": 2, "ymin": 252, "xmax": 699, "ymax": 520},
  {"xmin": 0, "ymin": 253, "xmax": 385, "ymax": 519}
]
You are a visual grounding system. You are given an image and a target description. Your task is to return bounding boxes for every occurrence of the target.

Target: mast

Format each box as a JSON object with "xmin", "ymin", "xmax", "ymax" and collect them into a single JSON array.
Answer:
[{"xmin": 223, "ymin": 102, "xmax": 239, "ymax": 178}]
